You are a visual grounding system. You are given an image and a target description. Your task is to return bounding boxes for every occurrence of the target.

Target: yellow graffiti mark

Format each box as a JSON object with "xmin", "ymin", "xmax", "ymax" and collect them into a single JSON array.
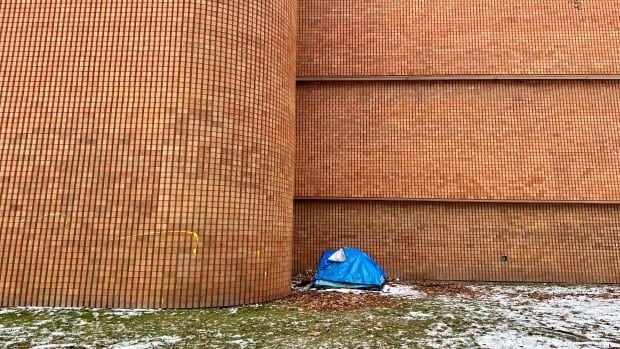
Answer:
[
  {"xmin": 117, "ymin": 230, "xmax": 201, "ymax": 255},
  {"xmin": 17, "ymin": 212, "xmax": 70, "ymax": 229},
  {"xmin": 18, "ymin": 212, "xmax": 67, "ymax": 222},
  {"xmin": 16, "ymin": 213, "xmax": 201, "ymax": 256}
]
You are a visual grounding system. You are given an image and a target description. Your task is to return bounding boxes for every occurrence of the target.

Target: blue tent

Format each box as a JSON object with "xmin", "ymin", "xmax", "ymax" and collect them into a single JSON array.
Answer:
[{"xmin": 312, "ymin": 247, "xmax": 386, "ymax": 289}]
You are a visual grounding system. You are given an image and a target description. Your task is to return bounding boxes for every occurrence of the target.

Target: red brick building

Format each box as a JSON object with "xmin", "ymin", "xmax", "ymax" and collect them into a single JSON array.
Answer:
[
  {"xmin": 0, "ymin": 1, "xmax": 619, "ymax": 308},
  {"xmin": 294, "ymin": 0, "xmax": 620, "ymax": 284}
]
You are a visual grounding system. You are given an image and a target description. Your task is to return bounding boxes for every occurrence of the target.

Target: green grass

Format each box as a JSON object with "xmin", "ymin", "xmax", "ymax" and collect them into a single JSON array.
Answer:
[
  {"xmin": 0, "ymin": 298, "xmax": 462, "ymax": 348},
  {"xmin": 3, "ymin": 284, "xmax": 617, "ymax": 348}
]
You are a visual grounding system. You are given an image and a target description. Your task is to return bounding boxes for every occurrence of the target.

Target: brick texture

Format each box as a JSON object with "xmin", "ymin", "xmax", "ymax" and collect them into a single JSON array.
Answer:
[
  {"xmin": 293, "ymin": 1, "xmax": 620, "ymax": 286},
  {"xmin": 0, "ymin": 1, "xmax": 297, "ymax": 308},
  {"xmin": 298, "ymin": 0, "xmax": 620, "ymax": 77},
  {"xmin": 294, "ymin": 200, "xmax": 620, "ymax": 284},
  {"xmin": 296, "ymin": 80, "xmax": 620, "ymax": 201}
]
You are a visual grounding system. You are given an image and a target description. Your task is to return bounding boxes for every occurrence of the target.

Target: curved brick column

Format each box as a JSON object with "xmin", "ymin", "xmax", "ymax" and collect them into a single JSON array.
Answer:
[{"xmin": 0, "ymin": 1, "xmax": 296, "ymax": 308}]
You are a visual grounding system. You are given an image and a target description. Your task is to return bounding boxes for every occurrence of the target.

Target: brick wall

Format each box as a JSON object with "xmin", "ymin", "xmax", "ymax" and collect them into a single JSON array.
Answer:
[
  {"xmin": 0, "ymin": 0, "xmax": 297, "ymax": 308},
  {"xmin": 298, "ymin": 0, "xmax": 620, "ymax": 76},
  {"xmin": 294, "ymin": 200, "xmax": 620, "ymax": 284},
  {"xmin": 296, "ymin": 80, "xmax": 620, "ymax": 201},
  {"xmin": 295, "ymin": 0, "xmax": 620, "ymax": 284},
  {"xmin": 294, "ymin": 80, "xmax": 620, "ymax": 283}
]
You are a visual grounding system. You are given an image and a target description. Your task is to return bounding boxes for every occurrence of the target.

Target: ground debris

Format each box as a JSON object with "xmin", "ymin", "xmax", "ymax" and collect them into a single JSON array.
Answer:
[
  {"xmin": 292, "ymin": 270, "xmax": 315, "ymax": 286},
  {"xmin": 524, "ymin": 291, "xmax": 553, "ymax": 301},
  {"xmin": 507, "ymin": 289, "xmax": 620, "ymax": 301},
  {"xmin": 405, "ymin": 281, "xmax": 481, "ymax": 297},
  {"xmin": 279, "ymin": 289, "xmax": 396, "ymax": 312},
  {"xmin": 528, "ymin": 291, "xmax": 620, "ymax": 300}
]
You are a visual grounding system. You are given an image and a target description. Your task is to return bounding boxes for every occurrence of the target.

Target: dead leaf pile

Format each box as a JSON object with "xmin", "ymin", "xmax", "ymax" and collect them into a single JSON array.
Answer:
[
  {"xmin": 522, "ymin": 290, "xmax": 620, "ymax": 301},
  {"xmin": 523, "ymin": 291, "xmax": 553, "ymax": 301},
  {"xmin": 407, "ymin": 282, "xmax": 480, "ymax": 297},
  {"xmin": 280, "ymin": 289, "xmax": 396, "ymax": 312},
  {"xmin": 292, "ymin": 270, "xmax": 315, "ymax": 286}
]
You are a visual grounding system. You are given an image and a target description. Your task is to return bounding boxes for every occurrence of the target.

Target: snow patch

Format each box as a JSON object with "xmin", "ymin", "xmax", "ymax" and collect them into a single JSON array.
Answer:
[
  {"xmin": 436, "ymin": 284, "xmax": 620, "ymax": 349},
  {"xmin": 105, "ymin": 309, "xmax": 157, "ymax": 318},
  {"xmin": 403, "ymin": 311, "xmax": 433, "ymax": 320},
  {"xmin": 0, "ymin": 308, "xmax": 17, "ymax": 315},
  {"xmin": 110, "ymin": 335, "xmax": 182, "ymax": 349},
  {"xmin": 382, "ymin": 284, "xmax": 425, "ymax": 298},
  {"xmin": 312, "ymin": 284, "xmax": 424, "ymax": 298},
  {"xmin": 31, "ymin": 345, "xmax": 94, "ymax": 349},
  {"xmin": 316, "ymin": 288, "xmax": 366, "ymax": 294},
  {"xmin": 476, "ymin": 331, "xmax": 579, "ymax": 349},
  {"xmin": 227, "ymin": 338, "xmax": 253, "ymax": 348}
]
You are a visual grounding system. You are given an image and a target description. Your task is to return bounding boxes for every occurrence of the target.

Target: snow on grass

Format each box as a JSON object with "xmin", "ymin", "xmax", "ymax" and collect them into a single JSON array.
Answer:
[
  {"xmin": 1, "ymin": 283, "xmax": 618, "ymax": 348},
  {"xmin": 31, "ymin": 345, "xmax": 94, "ymax": 349},
  {"xmin": 402, "ymin": 310, "xmax": 433, "ymax": 320},
  {"xmin": 381, "ymin": 284, "xmax": 425, "ymax": 298},
  {"xmin": 476, "ymin": 331, "xmax": 581, "ymax": 349},
  {"xmin": 103, "ymin": 309, "xmax": 158, "ymax": 319},
  {"xmin": 110, "ymin": 335, "xmax": 182, "ymax": 349},
  {"xmin": 225, "ymin": 338, "xmax": 253, "ymax": 348},
  {"xmin": 426, "ymin": 284, "xmax": 620, "ymax": 349}
]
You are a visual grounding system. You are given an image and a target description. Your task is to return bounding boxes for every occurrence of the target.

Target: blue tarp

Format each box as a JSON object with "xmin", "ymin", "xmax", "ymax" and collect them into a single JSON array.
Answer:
[{"xmin": 312, "ymin": 247, "xmax": 386, "ymax": 289}]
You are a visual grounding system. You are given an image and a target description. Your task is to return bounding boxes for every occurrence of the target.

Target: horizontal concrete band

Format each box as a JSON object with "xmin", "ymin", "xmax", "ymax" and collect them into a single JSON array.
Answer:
[
  {"xmin": 294, "ymin": 197, "xmax": 620, "ymax": 205},
  {"xmin": 297, "ymin": 75, "xmax": 620, "ymax": 82}
]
